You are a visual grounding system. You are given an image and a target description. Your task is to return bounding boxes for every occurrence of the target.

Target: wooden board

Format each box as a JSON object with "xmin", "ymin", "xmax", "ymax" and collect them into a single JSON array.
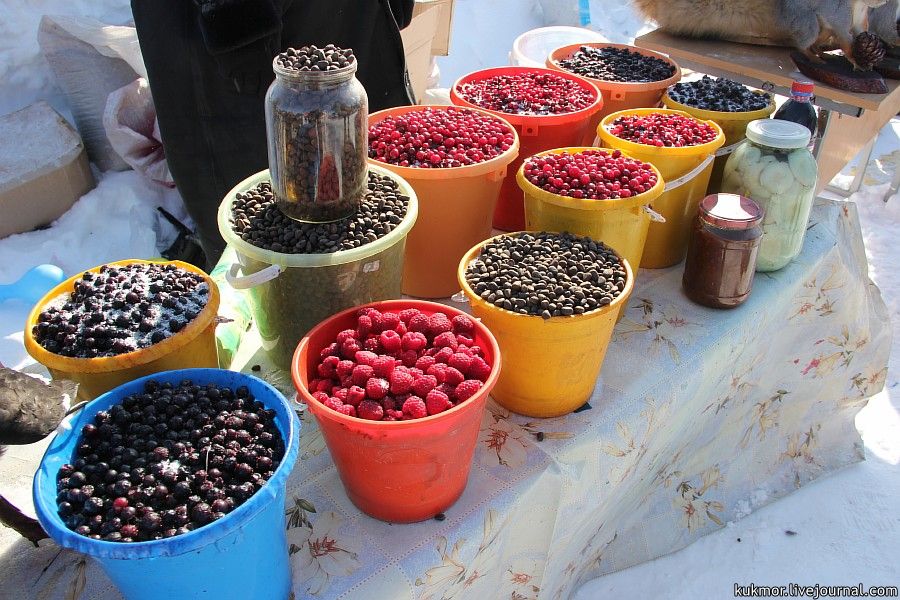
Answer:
[{"xmin": 635, "ymin": 30, "xmax": 900, "ymax": 112}]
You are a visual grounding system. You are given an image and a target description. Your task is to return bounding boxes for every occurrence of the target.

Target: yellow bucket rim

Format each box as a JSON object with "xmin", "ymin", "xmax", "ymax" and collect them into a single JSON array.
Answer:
[
  {"xmin": 457, "ymin": 231, "xmax": 634, "ymax": 326},
  {"xmin": 24, "ymin": 259, "xmax": 221, "ymax": 374},
  {"xmin": 515, "ymin": 146, "xmax": 665, "ymax": 211},
  {"xmin": 662, "ymin": 93, "xmax": 776, "ymax": 122},
  {"xmin": 597, "ymin": 107, "xmax": 726, "ymax": 157}
]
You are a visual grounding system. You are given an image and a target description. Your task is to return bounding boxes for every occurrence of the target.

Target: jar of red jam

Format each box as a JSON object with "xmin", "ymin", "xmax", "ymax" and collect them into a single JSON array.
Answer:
[{"xmin": 682, "ymin": 193, "xmax": 763, "ymax": 309}]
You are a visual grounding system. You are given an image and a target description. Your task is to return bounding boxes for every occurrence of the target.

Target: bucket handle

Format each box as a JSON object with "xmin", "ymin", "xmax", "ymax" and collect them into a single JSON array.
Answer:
[
  {"xmin": 663, "ymin": 154, "xmax": 716, "ymax": 193},
  {"xmin": 226, "ymin": 263, "xmax": 282, "ymax": 290},
  {"xmin": 643, "ymin": 205, "xmax": 666, "ymax": 222},
  {"xmin": 714, "ymin": 139, "xmax": 744, "ymax": 158}
]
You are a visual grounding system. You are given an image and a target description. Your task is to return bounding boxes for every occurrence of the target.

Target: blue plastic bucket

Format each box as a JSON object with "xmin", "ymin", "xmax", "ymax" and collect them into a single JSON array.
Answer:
[{"xmin": 33, "ymin": 368, "xmax": 301, "ymax": 600}]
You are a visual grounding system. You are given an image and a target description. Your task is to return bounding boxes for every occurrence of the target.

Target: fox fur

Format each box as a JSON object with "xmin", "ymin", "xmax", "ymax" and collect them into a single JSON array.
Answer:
[{"xmin": 632, "ymin": 0, "xmax": 891, "ymax": 66}]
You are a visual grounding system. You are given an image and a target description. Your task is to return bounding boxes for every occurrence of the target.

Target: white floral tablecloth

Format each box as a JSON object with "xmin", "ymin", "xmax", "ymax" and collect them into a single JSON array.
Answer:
[{"xmin": 0, "ymin": 198, "xmax": 889, "ymax": 600}]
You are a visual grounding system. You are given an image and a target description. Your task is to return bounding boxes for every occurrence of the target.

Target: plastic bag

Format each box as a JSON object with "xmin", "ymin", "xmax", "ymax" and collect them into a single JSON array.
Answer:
[
  {"xmin": 103, "ymin": 78, "xmax": 174, "ymax": 188},
  {"xmin": 38, "ymin": 16, "xmax": 141, "ymax": 172}
]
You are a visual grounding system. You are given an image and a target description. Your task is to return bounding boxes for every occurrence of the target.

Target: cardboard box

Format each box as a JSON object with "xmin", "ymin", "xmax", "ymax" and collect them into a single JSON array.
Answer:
[
  {"xmin": 0, "ymin": 102, "xmax": 95, "ymax": 238},
  {"xmin": 402, "ymin": 2, "xmax": 442, "ymax": 102},
  {"xmin": 412, "ymin": 0, "xmax": 455, "ymax": 56}
]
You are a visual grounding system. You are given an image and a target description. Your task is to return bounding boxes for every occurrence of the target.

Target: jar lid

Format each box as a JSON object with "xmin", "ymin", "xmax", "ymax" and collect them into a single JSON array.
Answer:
[
  {"xmin": 699, "ymin": 193, "xmax": 762, "ymax": 229},
  {"xmin": 745, "ymin": 119, "xmax": 811, "ymax": 149}
]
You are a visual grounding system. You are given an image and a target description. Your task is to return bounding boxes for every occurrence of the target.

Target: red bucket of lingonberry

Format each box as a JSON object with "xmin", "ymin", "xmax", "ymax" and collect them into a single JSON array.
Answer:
[
  {"xmin": 291, "ymin": 300, "xmax": 500, "ymax": 523},
  {"xmin": 450, "ymin": 66, "xmax": 602, "ymax": 231}
]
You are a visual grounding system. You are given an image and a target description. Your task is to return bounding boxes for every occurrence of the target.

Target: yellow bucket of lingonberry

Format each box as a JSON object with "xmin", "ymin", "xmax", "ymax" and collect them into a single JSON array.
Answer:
[{"xmin": 24, "ymin": 259, "xmax": 220, "ymax": 400}]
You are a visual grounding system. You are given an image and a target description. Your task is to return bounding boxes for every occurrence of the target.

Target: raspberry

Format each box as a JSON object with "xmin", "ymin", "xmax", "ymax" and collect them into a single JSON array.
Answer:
[
  {"xmin": 366, "ymin": 378, "xmax": 389, "ymax": 399},
  {"xmin": 355, "ymin": 351, "xmax": 378, "ymax": 366},
  {"xmin": 316, "ymin": 379, "xmax": 332, "ymax": 393},
  {"xmin": 399, "ymin": 350, "xmax": 418, "ymax": 367},
  {"xmin": 379, "ymin": 330, "xmax": 402, "ymax": 354},
  {"xmin": 427, "ymin": 363, "xmax": 449, "ymax": 383},
  {"xmin": 402, "ymin": 396, "xmax": 428, "ymax": 419},
  {"xmin": 338, "ymin": 404, "xmax": 357, "ymax": 417},
  {"xmin": 456, "ymin": 334, "xmax": 475, "ymax": 347},
  {"xmin": 433, "ymin": 331, "xmax": 458, "ymax": 351},
  {"xmin": 436, "ymin": 382, "xmax": 457, "ymax": 400},
  {"xmin": 320, "ymin": 343, "xmax": 339, "ymax": 358},
  {"xmin": 363, "ymin": 337, "xmax": 381, "ymax": 353},
  {"xmin": 398, "ymin": 308, "xmax": 420, "ymax": 324},
  {"xmin": 366, "ymin": 310, "xmax": 385, "ymax": 332},
  {"xmin": 443, "ymin": 367, "xmax": 465, "ymax": 387},
  {"xmin": 401, "ymin": 331, "xmax": 428, "ymax": 352},
  {"xmin": 372, "ymin": 355, "xmax": 396, "ymax": 378},
  {"xmin": 386, "ymin": 409, "xmax": 404, "ymax": 420},
  {"xmin": 351, "ymin": 364, "xmax": 374, "ymax": 386},
  {"xmin": 429, "ymin": 314, "xmax": 452, "ymax": 336},
  {"xmin": 389, "ymin": 370, "xmax": 414, "ymax": 395},
  {"xmin": 323, "ymin": 397, "xmax": 344, "ymax": 412},
  {"xmin": 415, "ymin": 355, "xmax": 436, "ymax": 372},
  {"xmin": 333, "ymin": 387, "xmax": 349, "ymax": 402},
  {"xmin": 340, "ymin": 339, "xmax": 361, "ymax": 359},
  {"xmin": 337, "ymin": 360, "xmax": 356, "ymax": 378},
  {"xmin": 382, "ymin": 312, "xmax": 401, "ymax": 331},
  {"xmin": 412, "ymin": 374, "xmax": 438, "ymax": 397},
  {"xmin": 382, "ymin": 397, "xmax": 397, "ymax": 411},
  {"xmin": 408, "ymin": 313, "xmax": 430, "ymax": 333},
  {"xmin": 357, "ymin": 400, "xmax": 384, "ymax": 421},
  {"xmin": 395, "ymin": 322, "xmax": 408, "ymax": 336},
  {"xmin": 322, "ymin": 355, "xmax": 339, "ymax": 372},
  {"xmin": 346, "ymin": 385, "xmax": 366, "ymax": 406},
  {"xmin": 433, "ymin": 347, "xmax": 454, "ymax": 364},
  {"xmin": 454, "ymin": 379, "xmax": 483, "ymax": 402},
  {"xmin": 356, "ymin": 315, "xmax": 373, "ymax": 337},
  {"xmin": 447, "ymin": 352, "xmax": 473, "ymax": 374},
  {"xmin": 312, "ymin": 391, "xmax": 329, "ymax": 403},
  {"xmin": 425, "ymin": 390, "xmax": 453, "ymax": 415},
  {"xmin": 336, "ymin": 329, "xmax": 356, "ymax": 344},
  {"xmin": 451, "ymin": 314, "xmax": 475, "ymax": 334},
  {"xmin": 469, "ymin": 356, "xmax": 492, "ymax": 381}
]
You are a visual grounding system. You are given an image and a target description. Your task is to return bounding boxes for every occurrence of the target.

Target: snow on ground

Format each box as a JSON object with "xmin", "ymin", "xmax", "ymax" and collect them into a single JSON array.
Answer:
[
  {"xmin": 0, "ymin": 0, "xmax": 132, "ymax": 119},
  {"xmin": 0, "ymin": 0, "xmax": 898, "ymax": 597}
]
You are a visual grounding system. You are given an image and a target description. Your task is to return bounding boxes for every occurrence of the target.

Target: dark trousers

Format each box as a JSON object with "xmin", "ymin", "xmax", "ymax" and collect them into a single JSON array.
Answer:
[{"xmin": 131, "ymin": 0, "xmax": 415, "ymax": 270}]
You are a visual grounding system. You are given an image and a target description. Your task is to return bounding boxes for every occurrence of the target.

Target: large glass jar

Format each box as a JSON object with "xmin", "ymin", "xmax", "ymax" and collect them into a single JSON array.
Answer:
[
  {"xmin": 721, "ymin": 119, "xmax": 817, "ymax": 271},
  {"xmin": 265, "ymin": 54, "xmax": 368, "ymax": 222},
  {"xmin": 683, "ymin": 193, "xmax": 763, "ymax": 308}
]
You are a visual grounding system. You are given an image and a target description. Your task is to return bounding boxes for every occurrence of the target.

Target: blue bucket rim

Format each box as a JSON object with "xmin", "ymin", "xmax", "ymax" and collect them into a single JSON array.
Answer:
[{"xmin": 32, "ymin": 368, "xmax": 300, "ymax": 560}]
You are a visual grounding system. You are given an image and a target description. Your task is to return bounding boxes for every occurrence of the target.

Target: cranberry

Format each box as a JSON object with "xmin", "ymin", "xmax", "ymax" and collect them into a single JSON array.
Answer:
[
  {"xmin": 606, "ymin": 113, "xmax": 718, "ymax": 147},
  {"xmin": 456, "ymin": 71, "xmax": 595, "ymax": 115},
  {"xmin": 522, "ymin": 149, "xmax": 658, "ymax": 199},
  {"xmin": 368, "ymin": 107, "xmax": 515, "ymax": 169}
]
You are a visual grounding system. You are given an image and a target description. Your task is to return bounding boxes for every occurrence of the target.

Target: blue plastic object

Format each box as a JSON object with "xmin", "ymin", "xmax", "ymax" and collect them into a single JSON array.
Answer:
[
  {"xmin": 0, "ymin": 264, "xmax": 65, "ymax": 304},
  {"xmin": 33, "ymin": 368, "xmax": 300, "ymax": 600}
]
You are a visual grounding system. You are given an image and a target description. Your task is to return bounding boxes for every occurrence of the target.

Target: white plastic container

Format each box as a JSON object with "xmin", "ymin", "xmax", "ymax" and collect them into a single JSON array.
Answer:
[{"xmin": 510, "ymin": 26, "xmax": 607, "ymax": 68}]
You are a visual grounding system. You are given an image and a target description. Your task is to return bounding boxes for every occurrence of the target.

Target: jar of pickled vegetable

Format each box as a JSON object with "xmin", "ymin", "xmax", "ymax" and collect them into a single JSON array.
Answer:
[
  {"xmin": 721, "ymin": 119, "xmax": 817, "ymax": 271},
  {"xmin": 682, "ymin": 194, "xmax": 763, "ymax": 308}
]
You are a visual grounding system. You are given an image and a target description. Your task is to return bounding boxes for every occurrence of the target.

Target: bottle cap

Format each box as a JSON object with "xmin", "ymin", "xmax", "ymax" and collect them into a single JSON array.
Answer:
[
  {"xmin": 791, "ymin": 80, "xmax": 815, "ymax": 95},
  {"xmin": 745, "ymin": 118, "xmax": 811, "ymax": 149},
  {"xmin": 699, "ymin": 193, "xmax": 762, "ymax": 230}
]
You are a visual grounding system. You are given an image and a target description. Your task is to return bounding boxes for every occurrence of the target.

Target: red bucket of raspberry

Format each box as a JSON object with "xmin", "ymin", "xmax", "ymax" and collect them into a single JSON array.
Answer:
[
  {"xmin": 291, "ymin": 300, "xmax": 501, "ymax": 523},
  {"xmin": 450, "ymin": 66, "xmax": 602, "ymax": 231}
]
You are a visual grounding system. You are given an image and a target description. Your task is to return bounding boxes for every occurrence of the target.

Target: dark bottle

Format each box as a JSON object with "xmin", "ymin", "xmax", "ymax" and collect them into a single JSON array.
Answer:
[{"xmin": 773, "ymin": 80, "xmax": 817, "ymax": 141}]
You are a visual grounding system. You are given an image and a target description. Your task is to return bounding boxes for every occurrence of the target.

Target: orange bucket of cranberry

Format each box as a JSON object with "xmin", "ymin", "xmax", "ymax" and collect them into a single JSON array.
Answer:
[
  {"xmin": 450, "ymin": 66, "xmax": 602, "ymax": 231},
  {"xmin": 367, "ymin": 105, "xmax": 519, "ymax": 298},
  {"xmin": 291, "ymin": 300, "xmax": 501, "ymax": 523}
]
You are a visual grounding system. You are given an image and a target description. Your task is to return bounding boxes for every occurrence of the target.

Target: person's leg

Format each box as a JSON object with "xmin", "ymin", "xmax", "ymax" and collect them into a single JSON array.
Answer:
[{"xmin": 131, "ymin": 0, "xmax": 279, "ymax": 270}]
